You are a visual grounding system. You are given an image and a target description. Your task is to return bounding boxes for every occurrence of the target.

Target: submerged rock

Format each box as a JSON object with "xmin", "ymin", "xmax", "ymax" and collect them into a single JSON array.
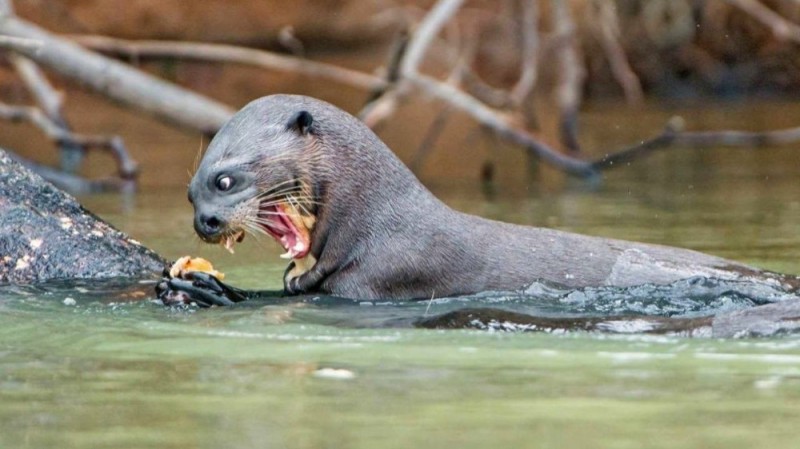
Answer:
[
  {"xmin": 713, "ymin": 299, "xmax": 800, "ymax": 338},
  {"xmin": 0, "ymin": 149, "xmax": 165, "ymax": 283}
]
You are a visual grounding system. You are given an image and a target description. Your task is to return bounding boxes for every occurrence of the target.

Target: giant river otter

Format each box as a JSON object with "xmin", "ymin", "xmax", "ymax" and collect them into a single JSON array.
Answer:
[{"xmin": 161, "ymin": 94, "xmax": 799, "ymax": 306}]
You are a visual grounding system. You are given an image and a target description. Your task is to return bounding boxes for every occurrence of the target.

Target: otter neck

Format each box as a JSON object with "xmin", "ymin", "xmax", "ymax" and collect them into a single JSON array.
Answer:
[{"xmin": 308, "ymin": 129, "xmax": 447, "ymax": 258}]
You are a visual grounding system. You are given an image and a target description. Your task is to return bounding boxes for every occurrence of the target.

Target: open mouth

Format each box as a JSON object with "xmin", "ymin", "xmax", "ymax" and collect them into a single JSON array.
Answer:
[{"xmin": 256, "ymin": 201, "xmax": 312, "ymax": 260}]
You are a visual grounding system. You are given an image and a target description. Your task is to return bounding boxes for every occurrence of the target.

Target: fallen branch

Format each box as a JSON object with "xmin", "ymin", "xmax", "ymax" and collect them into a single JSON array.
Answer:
[
  {"xmin": 591, "ymin": 117, "xmax": 800, "ymax": 170},
  {"xmin": 70, "ymin": 34, "xmax": 387, "ymax": 92},
  {"xmin": 9, "ymin": 54, "xmax": 87, "ymax": 173},
  {"xmin": 0, "ymin": 10, "xmax": 234, "ymax": 133},
  {"xmin": 509, "ymin": 0, "xmax": 539, "ymax": 107},
  {"xmin": 0, "ymin": 34, "xmax": 39, "ymax": 50},
  {"xmin": 6, "ymin": 151, "xmax": 135, "ymax": 194},
  {"xmin": 0, "ymin": 102, "xmax": 138, "ymax": 179},
  {"xmin": 725, "ymin": 0, "xmax": 800, "ymax": 44},
  {"xmin": 549, "ymin": 0, "xmax": 584, "ymax": 153},
  {"xmin": 592, "ymin": 0, "xmax": 643, "ymax": 104},
  {"xmin": 360, "ymin": 0, "xmax": 465, "ymax": 129}
]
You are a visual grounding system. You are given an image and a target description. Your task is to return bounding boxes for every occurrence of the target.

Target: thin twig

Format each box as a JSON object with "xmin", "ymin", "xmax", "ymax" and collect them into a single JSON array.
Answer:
[
  {"xmin": 361, "ymin": 0, "xmax": 466, "ymax": 129},
  {"xmin": 0, "ymin": 35, "xmax": 41, "ymax": 51},
  {"xmin": 9, "ymin": 53, "xmax": 87, "ymax": 173},
  {"xmin": 591, "ymin": 117, "xmax": 800, "ymax": 170},
  {"xmin": 0, "ymin": 102, "xmax": 138, "ymax": 178},
  {"xmin": 0, "ymin": 16, "xmax": 234, "ymax": 133},
  {"xmin": 361, "ymin": 29, "xmax": 410, "ymax": 124},
  {"xmin": 549, "ymin": 0, "xmax": 584, "ymax": 153},
  {"xmin": 7, "ymin": 152, "xmax": 135, "ymax": 194},
  {"xmin": 593, "ymin": 0, "xmax": 643, "ymax": 104},
  {"xmin": 725, "ymin": 0, "xmax": 800, "ymax": 43},
  {"xmin": 71, "ymin": 34, "xmax": 387, "ymax": 92},
  {"xmin": 509, "ymin": 0, "xmax": 540, "ymax": 106},
  {"xmin": 410, "ymin": 106, "xmax": 453, "ymax": 172},
  {"xmin": 401, "ymin": 0, "xmax": 466, "ymax": 78}
]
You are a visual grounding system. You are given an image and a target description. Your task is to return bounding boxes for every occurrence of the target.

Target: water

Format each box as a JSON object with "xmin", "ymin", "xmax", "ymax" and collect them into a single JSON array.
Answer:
[{"xmin": 2, "ymin": 97, "xmax": 800, "ymax": 448}]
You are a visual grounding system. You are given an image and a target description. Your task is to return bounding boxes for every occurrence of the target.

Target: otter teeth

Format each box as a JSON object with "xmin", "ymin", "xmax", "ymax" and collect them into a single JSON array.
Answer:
[
  {"xmin": 278, "ymin": 238, "xmax": 306, "ymax": 259},
  {"xmin": 223, "ymin": 236, "xmax": 236, "ymax": 254},
  {"xmin": 222, "ymin": 230, "xmax": 245, "ymax": 254}
]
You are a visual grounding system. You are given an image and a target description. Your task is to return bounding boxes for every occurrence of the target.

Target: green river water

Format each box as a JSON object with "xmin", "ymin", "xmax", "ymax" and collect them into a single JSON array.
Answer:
[{"xmin": 2, "ymin": 99, "xmax": 800, "ymax": 448}]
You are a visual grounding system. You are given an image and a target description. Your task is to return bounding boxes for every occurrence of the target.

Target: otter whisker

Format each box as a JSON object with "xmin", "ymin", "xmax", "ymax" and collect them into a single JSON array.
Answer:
[
  {"xmin": 258, "ymin": 195, "xmax": 322, "ymax": 211},
  {"xmin": 255, "ymin": 184, "xmax": 307, "ymax": 202},
  {"xmin": 259, "ymin": 193, "xmax": 324, "ymax": 207},
  {"xmin": 254, "ymin": 195, "xmax": 321, "ymax": 210},
  {"xmin": 255, "ymin": 177, "xmax": 301, "ymax": 193},
  {"xmin": 249, "ymin": 216, "xmax": 292, "ymax": 232}
]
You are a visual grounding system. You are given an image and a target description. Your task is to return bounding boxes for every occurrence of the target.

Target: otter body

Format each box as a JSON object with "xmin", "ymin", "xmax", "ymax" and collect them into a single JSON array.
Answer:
[{"xmin": 187, "ymin": 95, "xmax": 798, "ymax": 300}]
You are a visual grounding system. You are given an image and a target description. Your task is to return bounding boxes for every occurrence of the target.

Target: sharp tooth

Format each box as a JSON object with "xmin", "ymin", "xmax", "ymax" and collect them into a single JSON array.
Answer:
[
  {"xmin": 293, "ymin": 240, "xmax": 304, "ymax": 252},
  {"xmin": 222, "ymin": 236, "xmax": 235, "ymax": 254},
  {"xmin": 279, "ymin": 251, "xmax": 292, "ymax": 259}
]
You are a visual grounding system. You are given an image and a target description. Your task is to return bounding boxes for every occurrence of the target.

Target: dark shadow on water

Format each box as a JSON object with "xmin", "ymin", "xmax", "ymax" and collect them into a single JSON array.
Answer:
[{"xmin": 2, "ymin": 276, "xmax": 799, "ymax": 337}]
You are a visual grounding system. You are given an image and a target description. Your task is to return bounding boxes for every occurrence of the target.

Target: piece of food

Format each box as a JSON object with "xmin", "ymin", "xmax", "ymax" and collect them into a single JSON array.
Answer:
[{"xmin": 169, "ymin": 256, "xmax": 225, "ymax": 280}]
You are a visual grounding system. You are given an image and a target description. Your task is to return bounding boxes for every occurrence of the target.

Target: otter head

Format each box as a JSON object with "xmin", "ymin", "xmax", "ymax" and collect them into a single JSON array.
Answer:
[{"xmin": 188, "ymin": 98, "xmax": 318, "ymax": 261}]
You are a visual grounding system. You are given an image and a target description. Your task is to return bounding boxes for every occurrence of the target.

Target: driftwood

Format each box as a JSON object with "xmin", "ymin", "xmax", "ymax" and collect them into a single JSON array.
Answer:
[
  {"xmin": 0, "ymin": 1, "xmax": 233, "ymax": 134},
  {"xmin": 70, "ymin": 35, "xmax": 387, "ymax": 93},
  {"xmin": 9, "ymin": 53, "xmax": 86, "ymax": 173}
]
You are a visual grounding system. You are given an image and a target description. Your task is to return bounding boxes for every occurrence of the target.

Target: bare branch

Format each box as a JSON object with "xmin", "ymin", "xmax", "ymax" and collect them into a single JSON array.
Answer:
[
  {"xmin": 0, "ymin": 35, "xmax": 41, "ymax": 51},
  {"xmin": 401, "ymin": 0, "xmax": 466, "ymax": 78},
  {"xmin": 359, "ymin": 87, "xmax": 405, "ymax": 129},
  {"xmin": 592, "ymin": 117, "xmax": 800, "ymax": 170},
  {"xmin": 725, "ymin": 0, "xmax": 800, "ymax": 44},
  {"xmin": 509, "ymin": 0, "xmax": 539, "ymax": 106},
  {"xmin": 0, "ymin": 0, "xmax": 13, "ymax": 16},
  {"xmin": 549, "ymin": 0, "xmax": 584, "ymax": 152},
  {"xmin": 0, "ymin": 15, "xmax": 234, "ymax": 133},
  {"xmin": 9, "ymin": 53, "xmax": 88, "ymax": 173},
  {"xmin": 9, "ymin": 54, "xmax": 62, "ymax": 118},
  {"xmin": 593, "ymin": 0, "xmax": 643, "ymax": 104},
  {"xmin": 409, "ymin": 74, "xmax": 597, "ymax": 176},
  {"xmin": 0, "ymin": 102, "xmax": 138, "ymax": 178},
  {"xmin": 71, "ymin": 35, "xmax": 387, "ymax": 92},
  {"xmin": 7, "ymin": 152, "xmax": 135, "ymax": 194}
]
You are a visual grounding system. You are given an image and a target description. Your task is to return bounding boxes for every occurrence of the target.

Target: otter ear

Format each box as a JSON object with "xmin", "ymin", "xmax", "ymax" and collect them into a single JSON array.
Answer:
[{"xmin": 287, "ymin": 110, "xmax": 313, "ymax": 135}]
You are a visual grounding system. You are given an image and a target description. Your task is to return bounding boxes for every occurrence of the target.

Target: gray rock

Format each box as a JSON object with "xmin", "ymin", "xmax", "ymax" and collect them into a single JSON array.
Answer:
[
  {"xmin": 713, "ymin": 299, "xmax": 800, "ymax": 338},
  {"xmin": 0, "ymin": 149, "xmax": 165, "ymax": 283}
]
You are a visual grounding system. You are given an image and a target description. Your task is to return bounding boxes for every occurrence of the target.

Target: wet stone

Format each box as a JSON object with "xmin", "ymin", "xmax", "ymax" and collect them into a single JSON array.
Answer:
[{"xmin": 0, "ymin": 149, "xmax": 165, "ymax": 284}]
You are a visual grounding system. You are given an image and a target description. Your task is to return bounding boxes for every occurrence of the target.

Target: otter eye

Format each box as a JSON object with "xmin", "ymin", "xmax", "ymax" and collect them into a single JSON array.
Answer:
[{"xmin": 215, "ymin": 175, "xmax": 234, "ymax": 191}]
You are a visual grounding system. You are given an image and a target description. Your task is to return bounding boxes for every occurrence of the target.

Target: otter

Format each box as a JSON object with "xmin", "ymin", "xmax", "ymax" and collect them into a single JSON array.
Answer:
[{"xmin": 162, "ymin": 94, "xmax": 799, "ymax": 306}]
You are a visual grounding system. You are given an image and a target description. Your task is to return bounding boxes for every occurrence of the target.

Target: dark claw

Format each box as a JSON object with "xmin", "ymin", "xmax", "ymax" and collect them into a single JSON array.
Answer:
[
  {"xmin": 155, "ymin": 269, "xmax": 248, "ymax": 308},
  {"xmin": 285, "ymin": 277, "xmax": 300, "ymax": 295}
]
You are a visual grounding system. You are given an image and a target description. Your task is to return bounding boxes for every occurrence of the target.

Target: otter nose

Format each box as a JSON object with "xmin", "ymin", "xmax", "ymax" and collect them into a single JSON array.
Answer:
[{"xmin": 194, "ymin": 213, "xmax": 225, "ymax": 239}]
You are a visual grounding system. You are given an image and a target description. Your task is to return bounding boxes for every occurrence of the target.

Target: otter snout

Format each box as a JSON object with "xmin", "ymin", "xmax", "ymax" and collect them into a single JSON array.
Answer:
[{"xmin": 194, "ymin": 212, "xmax": 226, "ymax": 242}]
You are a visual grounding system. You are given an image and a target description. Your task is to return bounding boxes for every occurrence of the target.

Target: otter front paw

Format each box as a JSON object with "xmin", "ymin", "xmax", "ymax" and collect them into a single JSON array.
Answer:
[
  {"xmin": 156, "ymin": 271, "xmax": 246, "ymax": 308},
  {"xmin": 284, "ymin": 275, "xmax": 305, "ymax": 296}
]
